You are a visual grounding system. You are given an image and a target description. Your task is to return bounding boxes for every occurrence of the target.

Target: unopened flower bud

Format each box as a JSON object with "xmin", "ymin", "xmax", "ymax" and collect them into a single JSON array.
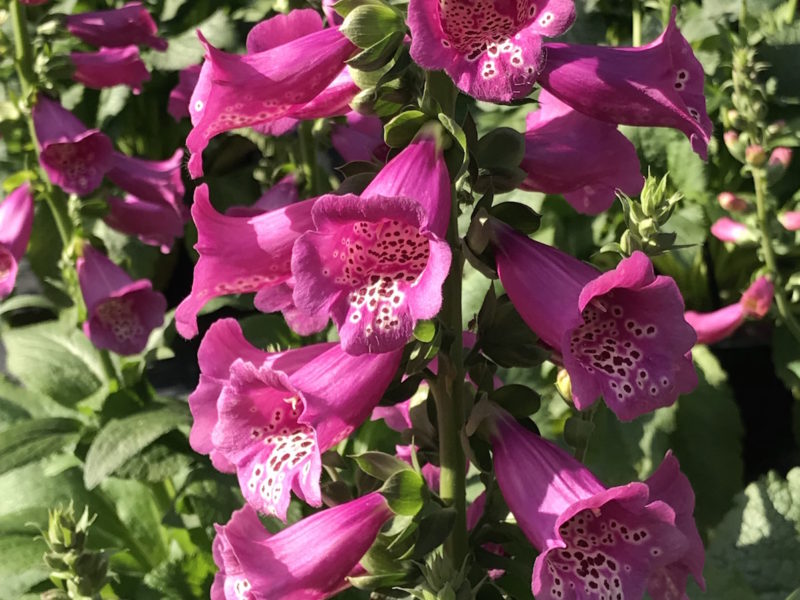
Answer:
[
  {"xmin": 745, "ymin": 144, "xmax": 768, "ymax": 167},
  {"xmin": 724, "ymin": 131, "xmax": 745, "ymax": 162},
  {"xmin": 555, "ymin": 369, "xmax": 573, "ymax": 404},
  {"xmin": 778, "ymin": 211, "xmax": 800, "ymax": 232},
  {"xmin": 725, "ymin": 109, "xmax": 742, "ymax": 128},
  {"xmin": 766, "ymin": 120, "xmax": 786, "ymax": 136},
  {"xmin": 711, "ymin": 217, "xmax": 752, "ymax": 243},
  {"xmin": 766, "ymin": 147, "xmax": 792, "ymax": 184},
  {"xmin": 717, "ymin": 191, "xmax": 749, "ymax": 212}
]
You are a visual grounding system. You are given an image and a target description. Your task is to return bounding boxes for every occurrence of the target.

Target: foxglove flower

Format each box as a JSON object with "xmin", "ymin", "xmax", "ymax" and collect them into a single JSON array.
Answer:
[
  {"xmin": 292, "ymin": 137, "xmax": 452, "ymax": 354},
  {"xmin": 70, "ymin": 47, "xmax": 150, "ymax": 93},
  {"xmin": 331, "ymin": 111, "xmax": 389, "ymax": 163},
  {"xmin": 77, "ymin": 246, "xmax": 166, "ymax": 355},
  {"xmin": 186, "ymin": 9, "xmax": 356, "ymax": 177},
  {"xmin": 65, "ymin": 2, "xmax": 167, "ymax": 51},
  {"xmin": 106, "ymin": 150, "xmax": 186, "ymax": 211},
  {"xmin": 189, "ymin": 318, "xmax": 402, "ymax": 518},
  {"xmin": 710, "ymin": 217, "xmax": 751, "ymax": 243},
  {"xmin": 0, "ymin": 183, "xmax": 34, "ymax": 300},
  {"xmin": 490, "ymin": 220, "xmax": 697, "ymax": 420},
  {"xmin": 520, "ymin": 90, "xmax": 643, "ymax": 214},
  {"xmin": 168, "ymin": 65, "xmax": 202, "ymax": 121},
  {"xmin": 717, "ymin": 191, "xmax": 748, "ymax": 212},
  {"xmin": 226, "ymin": 175, "xmax": 299, "ymax": 217},
  {"xmin": 175, "ymin": 185, "xmax": 318, "ymax": 338},
  {"xmin": 211, "ymin": 493, "xmax": 392, "ymax": 599},
  {"xmin": 489, "ymin": 407, "xmax": 705, "ymax": 599},
  {"xmin": 539, "ymin": 8, "xmax": 712, "ymax": 158},
  {"xmin": 685, "ymin": 276, "xmax": 774, "ymax": 345},
  {"xmin": 779, "ymin": 211, "xmax": 800, "ymax": 232},
  {"xmin": 32, "ymin": 95, "xmax": 113, "ymax": 196},
  {"xmin": 408, "ymin": 0, "xmax": 576, "ymax": 101},
  {"xmin": 104, "ymin": 195, "xmax": 186, "ymax": 253}
]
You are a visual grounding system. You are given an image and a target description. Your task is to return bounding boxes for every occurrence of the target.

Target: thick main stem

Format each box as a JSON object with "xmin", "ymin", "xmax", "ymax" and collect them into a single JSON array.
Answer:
[
  {"xmin": 435, "ymin": 190, "xmax": 467, "ymax": 565},
  {"xmin": 753, "ymin": 170, "xmax": 800, "ymax": 342},
  {"xmin": 632, "ymin": 0, "xmax": 643, "ymax": 46}
]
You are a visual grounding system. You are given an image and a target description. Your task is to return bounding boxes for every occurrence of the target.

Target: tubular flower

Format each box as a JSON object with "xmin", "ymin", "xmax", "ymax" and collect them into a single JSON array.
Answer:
[
  {"xmin": 710, "ymin": 217, "xmax": 750, "ymax": 243},
  {"xmin": 106, "ymin": 150, "xmax": 186, "ymax": 212},
  {"xmin": 211, "ymin": 493, "xmax": 392, "ymax": 600},
  {"xmin": 186, "ymin": 9, "xmax": 356, "ymax": 177},
  {"xmin": 77, "ymin": 246, "xmax": 166, "ymax": 355},
  {"xmin": 519, "ymin": 90, "xmax": 643, "ymax": 214},
  {"xmin": 175, "ymin": 184, "xmax": 317, "ymax": 339},
  {"xmin": 490, "ymin": 220, "xmax": 697, "ymax": 421},
  {"xmin": 538, "ymin": 8, "xmax": 712, "ymax": 159},
  {"xmin": 292, "ymin": 137, "xmax": 452, "ymax": 355},
  {"xmin": 331, "ymin": 111, "xmax": 390, "ymax": 163},
  {"xmin": 32, "ymin": 95, "xmax": 113, "ymax": 196},
  {"xmin": 489, "ymin": 407, "xmax": 705, "ymax": 599},
  {"xmin": 0, "ymin": 183, "xmax": 35, "ymax": 300},
  {"xmin": 189, "ymin": 319, "xmax": 402, "ymax": 519},
  {"xmin": 70, "ymin": 47, "xmax": 150, "ymax": 93},
  {"xmin": 64, "ymin": 2, "xmax": 167, "ymax": 51},
  {"xmin": 226, "ymin": 175, "xmax": 299, "ymax": 217},
  {"xmin": 408, "ymin": 0, "xmax": 576, "ymax": 102},
  {"xmin": 684, "ymin": 276, "xmax": 774, "ymax": 345},
  {"xmin": 168, "ymin": 65, "xmax": 202, "ymax": 121},
  {"xmin": 104, "ymin": 195, "xmax": 186, "ymax": 253}
]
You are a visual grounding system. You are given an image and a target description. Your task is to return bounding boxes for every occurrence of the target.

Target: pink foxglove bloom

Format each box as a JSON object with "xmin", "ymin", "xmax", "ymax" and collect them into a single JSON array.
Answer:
[
  {"xmin": 408, "ymin": 0, "xmax": 576, "ymax": 101},
  {"xmin": 710, "ymin": 217, "xmax": 750, "ymax": 243},
  {"xmin": 186, "ymin": 9, "xmax": 356, "ymax": 177},
  {"xmin": 189, "ymin": 318, "xmax": 402, "ymax": 519},
  {"xmin": 106, "ymin": 150, "xmax": 186, "ymax": 211},
  {"xmin": 77, "ymin": 246, "xmax": 166, "ymax": 355},
  {"xmin": 104, "ymin": 195, "xmax": 186, "ymax": 253},
  {"xmin": 779, "ymin": 211, "xmax": 800, "ymax": 232},
  {"xmin": 175, "ymin": 185, "xmax": 318, "ymax": 338},
  {"xmin": 717, "ymin": 191, "xmax": 748, "ymax": 212},
  {"xmin": 0, "ymin": 183, "xmax": 34, "ymax": 300},
  {"xmin": 292, "ymin": 137, "xmax": 452, "ymax": 354},
  {"xmin": 685, "ymin": 276, "xmax": 774, "ymax": 345},
  {"xmin": 490, "ymin": 220, "xmax": 697, "ymax": 421},
  {"xmin": 489, "ymin": 407, "xmax": 705, "ymax": 599},
  {"xmin": 520, "ymin": 90, "xmax": 643, "ymax": 214},
  {"xmin": 331, "ymin": 111, "xmax": 389, "ymax": 163},
  {"xmin": 70, "ymin": 47, "xmax": 150, "ymax": 94},
  {"xmin": 226, "ymin": 175, "xmax": 299, "ymax": 217},
  {"xmin": 211, "ymin": 493, "xmax": 392, "ymax": 600},
  {"xmin": 322, "ymin": 0, "xmax": 343, "ymax": 26},
  {"xmin": 168, "ymin": 65, "xmax": 202, "ymax": 121},
  {"xmin": 32, "ymin": 95, "xmax": 113, "ymax": 196},
  {"xmin": 65, "ymin": 2, "xmax": 167, "ymax": 51},
  {"xmin": 539, "ymin": 8, "xmax": 712, "ymax": 159}
]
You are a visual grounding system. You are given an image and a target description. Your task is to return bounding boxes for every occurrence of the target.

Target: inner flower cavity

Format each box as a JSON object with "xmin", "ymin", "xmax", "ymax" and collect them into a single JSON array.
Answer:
[
  {"xmin": 0, "ymin": 247, "xmax": 13, "ymax": 280},
  {"xmin": 95, "ymin": 297, "xmax": 145, "ymax": 343}
]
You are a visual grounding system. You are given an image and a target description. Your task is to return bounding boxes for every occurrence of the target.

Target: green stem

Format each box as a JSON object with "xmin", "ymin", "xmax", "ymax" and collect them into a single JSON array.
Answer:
[
  {"xmin": 299, "ymin": 120, "xmax": 322, "ymax": 197},
  {"xmin": 632, "ymin": 0, "xmax": 643, "ymax": 46},
  {"xmin": 753, "ymin": 170, "xmax": 800, "ymax": 342},
  {"xmin": 10, "ymin": 0, "xmax": 74, "ymax": 250},
  {"xmin": 786, "ymin": 0, "xmax": 798, "ymax": 23},
  {"xmin": 434, "ymin": 189, "xmax": 467, "ymax": 565}
]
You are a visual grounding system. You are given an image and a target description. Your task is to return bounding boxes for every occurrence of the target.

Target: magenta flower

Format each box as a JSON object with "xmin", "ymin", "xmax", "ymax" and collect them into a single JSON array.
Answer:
[
  {"xmin": 175, "ymin": 184, "xmax": 318, "ymax": 339},
  {"xmin": 717, "ymin": 191, "xmax": 748, "ymax": 212},
  {"xmin": 186, "ymin": 9, "xmax": 356, "ymax": 177},
  {"xmin": 539, "ymin": 8, "xmax": 712, "ymax": 159},
  {"xmin": 331, "ymin": 111, "xmax": 389, "ymax": 163},
  {"xmin": 106, "ymin": 150, "xmax": 186, "ymax": 212},
  {"xmin": 322, "ymin": 0, "xmax": 343, "ymax": 26},
  {"xmin": 408, "ymin": 0, "xmax": 576, "ymax": 101},
  {"xmin": 77, "ymin": 246, "xmax": 166, "ymax": 355},
  {"xmin": 104, "ymin": 195, "xmax": 186, "ymax": 253},
  {"xmin": 70, "ymin": 47, "xmax": 150, "ymax": 94},
  {"xmin": 32, "ymin": 95, "xmax": 113, "ymax": 196},
  {"xmin": 65, "ymin": 2, "xmax": 167, "ymax": 51},
  {"xmin": 168, "ymin": 65, "xmax": 202, "ymax": 121},
  {"xmin": 0, "ymin": 183, "xmax": 34, "ymax": 300},
  {"xmin": 211, "ymin": 493, "xmax": 392, "ymax": 600},
  {"xmin": 520, "ymin": 90, "xmax": 643, "ymax": 214},
  {"xmin": 490, "ymin": 220, "xmax": 697, "ymax": 420},
  {"xmin": 710, "ymin": 217, "xmax": 751, "ymax": 243},
  {"xmin": 292, "ymin": 137, "xmax": 452, "ymax": 354},
  {"xmin": 685, "ymin": 276, "xmax": 774, "ymax": 345},
  {"xmin": 489, "ymin": 408, "xmax": 704, "ymax": 599},
  {"xmin": 226, "ymin": 175, "xmax": 299, "ymax": 217},
  {"xmin": 189, "ymin": 318, "xmax": 402, "ymax": 518},
  {"xmin": 779, "ymin": 211, "xmax": 800, "ymax": 232}
]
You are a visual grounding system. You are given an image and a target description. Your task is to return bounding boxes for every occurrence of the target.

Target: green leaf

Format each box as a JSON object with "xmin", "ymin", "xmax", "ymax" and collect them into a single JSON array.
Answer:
[
  {"xmin": 413, "ymin": 320, "xmax": 436, "ymax": 343},
  {"xmin": 380, "ymin": 469, "xmax": 426, "ymax": 516},
  {"xmin": 353, "ymin": 451, "xmax": 413, "ymax": 481},
  {"xmin": 84, "ymin": 406, "xmax": 190, "ymax": 489},
  {"xmin": 384, "ymin": 110, "xmax": 429, "ymax": 148},
  {"xmin": 0, "ymin": 418, "xmax": 82, "ymax": 476},
  {"xmin": 474, "ymin": 127, "xmax": 525, "ymax": 171},
  {"xmin": 696, "ymin": 468, "xmax": 800, "ymax": 600},
  {"xmin": 489, "ymin": 384, "xmax": 541, "ymax": 418},
  {"xmin": 0, "ymin": 535, "xmax": 48, "ymax": 600},
  {"xmin": 490, "ymin": 201, "xmax": 541, "ymax": 234},
  {"xmin": 150, "ymin": 10, "xmax": 237, "ymax": 71},
  {"xmin": 3, "ymin": 322, "xmax": 106, "ymax": 407}
]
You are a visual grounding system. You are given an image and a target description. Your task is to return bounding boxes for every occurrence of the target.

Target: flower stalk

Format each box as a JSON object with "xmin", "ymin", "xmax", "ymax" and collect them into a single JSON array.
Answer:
[{"xmin": 632, "ymin": 0, "xmax": 643, "ymax": 46}]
